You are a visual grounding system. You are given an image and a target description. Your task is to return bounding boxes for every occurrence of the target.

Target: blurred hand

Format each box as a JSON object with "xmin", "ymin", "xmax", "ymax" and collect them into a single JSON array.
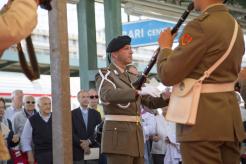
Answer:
[
  {"xmin": 158, "ymin": 28, "xmax": 175, "ymax": 49},
  {"xmin": 162, "ymin": 89, "xmax": 171, "ymax": 100},
  {"xmin": 12, "ymin": 134, "xmax": 19, "ymax": 143},
  {"xmin": 80, "ymin": 140, "xmax": 90, "ymax": 150},
  {"xmin": 138, "ymin": 86, "xmax": 161, "ymax": 97},
  {"xmin": 27, "ymin": 151, "xmax": 35, "ymax": 164},
  {"xmin": 165, "ymin": 137, "xmax": 171, "ymax": 144},
  {"xmin": 84, "ymin": 147, "xmax": 91, "ymax": 155}
]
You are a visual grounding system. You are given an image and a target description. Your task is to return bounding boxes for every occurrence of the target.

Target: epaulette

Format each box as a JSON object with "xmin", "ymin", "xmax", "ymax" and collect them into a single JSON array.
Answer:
[
  {"xmin": 197, "ymin": 12, "xmax": 209, "ymax": 21},
  {"xmin": 99, "ymin": 67, "xmax": 109, "ymax": 74},
  {"xmin": 95, "ymin": 67, "xmax": 110, "ymax": 80}
]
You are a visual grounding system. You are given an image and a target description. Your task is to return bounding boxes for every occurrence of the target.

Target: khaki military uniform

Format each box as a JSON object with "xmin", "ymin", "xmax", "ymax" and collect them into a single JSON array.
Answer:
[
  {"xmin": 95, "ymin": 64, "xmax": 168, "ymax": 164},
  {"xmin": 157, "ymin": 4, "xmax": 245, "ymax": 164},
  {"xmin": 0, "ymin": 0, "xmax": 38, "ymax": 54}
]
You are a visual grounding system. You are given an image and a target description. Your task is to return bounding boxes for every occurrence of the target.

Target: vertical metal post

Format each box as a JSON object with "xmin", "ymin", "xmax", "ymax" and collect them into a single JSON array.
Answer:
[
  {"xmin": 77, "ymin": 0, "xmax": 97, "ymax": 90},
  {"xmin": 48, "ymin": 0, "xmax": 72, "ymax": 163},
  {"xmin": 104, "ymin": 0, "xmax": 122, "ymax": 64}
]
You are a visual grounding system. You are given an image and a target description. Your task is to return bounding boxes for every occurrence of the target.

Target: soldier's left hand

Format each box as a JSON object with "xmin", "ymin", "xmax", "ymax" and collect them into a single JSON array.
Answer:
[{"xmin": 158, "ymin": 28, "xmax": 175, "ymax": 49}]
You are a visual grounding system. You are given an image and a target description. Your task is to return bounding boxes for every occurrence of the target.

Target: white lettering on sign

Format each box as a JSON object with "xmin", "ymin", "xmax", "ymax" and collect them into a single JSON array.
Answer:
[
  {"xmin": 123, "ymin": 28, "xmax": 144, "ymax": 39},
  {"xmin": 147, "ymin": 28, "xmax": 165, "ymax": 37}
]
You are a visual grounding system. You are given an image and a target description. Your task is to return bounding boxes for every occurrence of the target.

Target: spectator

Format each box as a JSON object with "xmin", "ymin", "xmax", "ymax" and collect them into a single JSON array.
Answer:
[
  {"xmin": 160, "ymin": 109, "xmax": 182, "ymax": 164},
  {"xmin": 21, "ymin": 97, "xmax": 52, "ymax": 164},
  {"xmin": 0, "ymin": 0, "xmax": 52, "ymax": 159},
  {"xmin": 12, "ymin": 95, "xmax": 37, "ymax": 136},
  {"xmin": 151, "ymin": 109, "xmax": 167, "ymax": 164},
  {"xmin": 72, "ymin": 90, "xmax": 102, "ymax": 164},
  {"xmin": 10, "ymin": 95, "xmax": 37, "ymax": 163},
  {"xmin": 88, "ymin": 89, "xmax": 104, "ymax": 119},
  {"xmin": 5, "ymin": 90, "xmax": 23, "ymax": 121},
  {"xmin": 141, "ymin": 106, "xmax": 155, "ymax": 164},
  {"xmin": 0, "ymin": 97, "xmax": 19, "ymax": 164}
]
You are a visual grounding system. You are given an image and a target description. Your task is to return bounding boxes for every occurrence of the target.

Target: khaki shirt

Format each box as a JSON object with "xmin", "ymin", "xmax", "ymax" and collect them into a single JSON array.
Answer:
[
  {"xmin": 0, "ymin": 0, "xmax": 38, "ymax": 54},
  {"xmin": 157, "ymin": 4, "xmax": 245, "ymax": 141},
  {"xmin": 95, "ymin": 64, "xmax": 168, "ymax": 156}
]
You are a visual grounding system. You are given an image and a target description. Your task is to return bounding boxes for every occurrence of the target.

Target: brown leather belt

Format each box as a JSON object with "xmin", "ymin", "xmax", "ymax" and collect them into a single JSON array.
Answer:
[
  {"xmin": 201, "ymin": 82, "xmax": 235, "ymax": 93},
  {"xmin": 105, "ymin": 115, "xmax": 141, "ymax": 123}
]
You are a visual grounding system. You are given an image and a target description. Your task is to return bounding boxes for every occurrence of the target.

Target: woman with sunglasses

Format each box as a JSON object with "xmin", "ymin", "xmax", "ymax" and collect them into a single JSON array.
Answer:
[{"xmin": 0, "ymin": 97, "xmax": 20, "ymax": 164}]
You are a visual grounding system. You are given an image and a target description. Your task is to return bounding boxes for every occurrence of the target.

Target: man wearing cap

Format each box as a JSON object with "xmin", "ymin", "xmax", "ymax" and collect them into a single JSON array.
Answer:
[
  {"xmin": 95, "ymin": 35, "xmax": 169, "ymax": 164},
  {"xmin": 157, "ymin": 0, "xmax": 245, "ymax": 163}
]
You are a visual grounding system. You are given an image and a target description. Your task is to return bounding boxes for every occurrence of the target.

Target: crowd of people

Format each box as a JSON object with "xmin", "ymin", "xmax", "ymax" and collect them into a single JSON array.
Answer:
[
  {"xmin": 1, "ymin": 82, "xmax": 246, "ymax": 164},
  {"xmin": 0, "ymin": 89, "xmax": 105, "ymax": 164}
]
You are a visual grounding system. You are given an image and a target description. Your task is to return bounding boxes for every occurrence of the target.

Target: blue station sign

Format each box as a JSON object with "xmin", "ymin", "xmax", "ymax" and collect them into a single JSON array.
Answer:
[{"xmin": 122, "ymin": 20, "xmax": 181, "ymax": 47}]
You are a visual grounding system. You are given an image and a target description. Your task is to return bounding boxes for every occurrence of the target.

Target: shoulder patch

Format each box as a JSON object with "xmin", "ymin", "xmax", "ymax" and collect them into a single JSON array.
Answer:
[
  {"xmin": 197, "ymin": 12, "xmax": 209, "ymax": 21},
  {"xmin": 180, "ymin": 33, "xmax": 193, "ymax": 46}
]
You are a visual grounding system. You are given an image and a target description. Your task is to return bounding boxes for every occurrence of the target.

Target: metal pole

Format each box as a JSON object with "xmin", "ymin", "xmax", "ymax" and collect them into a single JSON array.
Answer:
[{"xmin": 48, "ymin": 0, "xmax": 72, "ymax": 163}]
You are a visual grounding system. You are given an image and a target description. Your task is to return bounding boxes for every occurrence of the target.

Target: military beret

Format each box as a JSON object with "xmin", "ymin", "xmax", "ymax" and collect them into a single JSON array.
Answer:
[{"xmin": 106, "ymin": 35, "xmax": 131, "ymax": 53}]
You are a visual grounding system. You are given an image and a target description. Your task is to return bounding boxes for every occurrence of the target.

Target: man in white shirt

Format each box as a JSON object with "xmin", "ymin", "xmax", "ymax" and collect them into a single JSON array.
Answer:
[{"xmin": 21, "ymin": 96, "xmax": 52, "ymax": 164}]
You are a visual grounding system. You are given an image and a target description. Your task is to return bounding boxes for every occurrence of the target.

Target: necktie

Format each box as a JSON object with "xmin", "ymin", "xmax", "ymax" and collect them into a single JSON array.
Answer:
[{"xmin": 82, "ymin": 111, "xmax": 88, "ymax": 129}]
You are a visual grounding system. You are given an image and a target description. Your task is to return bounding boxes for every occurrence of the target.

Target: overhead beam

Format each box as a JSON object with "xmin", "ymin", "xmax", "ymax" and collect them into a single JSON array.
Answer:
[{"xmin": 122, "ymin": 0, "xmax": 246, "ymax": 29}]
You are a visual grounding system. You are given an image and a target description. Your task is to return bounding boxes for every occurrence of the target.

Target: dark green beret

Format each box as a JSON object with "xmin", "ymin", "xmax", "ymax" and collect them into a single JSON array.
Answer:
[{"xmin": 106, "ymin": 35, "xmax": 131, "ymax": 53}]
